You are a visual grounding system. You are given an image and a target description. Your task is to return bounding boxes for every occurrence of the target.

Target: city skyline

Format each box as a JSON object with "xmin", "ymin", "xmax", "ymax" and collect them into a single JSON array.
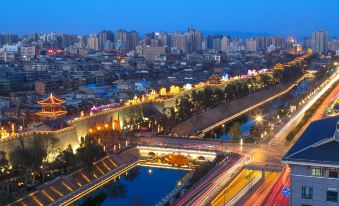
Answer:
[
  {"xmin": 1, "ymin": 0, "xmax": 339, "ymax": 37},
  {"xmin": 1, "ymin": 1, "xmax": 339, "ymax": 205}
]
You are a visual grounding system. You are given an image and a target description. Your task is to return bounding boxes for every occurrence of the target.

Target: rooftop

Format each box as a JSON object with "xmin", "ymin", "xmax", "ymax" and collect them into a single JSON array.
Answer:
[
  {"xmin": 283, "ymin": 116, "xmax": 339, "ymax": 166},
  {"xmin": 37, "ymin": 94, "xmax": 65, "ymax": 105}
]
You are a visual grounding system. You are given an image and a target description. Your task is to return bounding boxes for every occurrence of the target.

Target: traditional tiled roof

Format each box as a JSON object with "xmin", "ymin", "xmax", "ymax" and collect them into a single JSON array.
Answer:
[
  {"xmin": 283, "ymin": 116, "xmax": 339, "ymax": 165},
  {"xmin": 37, "ymin": 94, "xmax": 65, "ymax": 105}
]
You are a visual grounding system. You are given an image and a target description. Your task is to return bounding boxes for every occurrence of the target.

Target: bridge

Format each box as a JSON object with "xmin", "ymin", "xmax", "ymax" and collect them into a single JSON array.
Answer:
[{"xmin": 137, "ymin": 145, "xmax": 218, "ymax": 162}]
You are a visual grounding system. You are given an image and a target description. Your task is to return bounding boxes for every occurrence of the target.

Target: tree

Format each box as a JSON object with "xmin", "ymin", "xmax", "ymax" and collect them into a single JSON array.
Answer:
[
  {"xmin": 273, "ymin": 69, "xmax": 283, "ymax": 83},
  {"xmin": 54, "ymin": 144, "xmax": 75, "ymax": 173},
  {"xmin": 76, "ymin": 135, "xmax": 105, "ymax": 171},
  {"xmin": 176, "ymin": 95, "xmax": 194, "ymax": 121},
  {"xmin": 159, "ymin": 107, "xmax": 177, "ymax": 133},
  {"xmin": 0, "ymin": 151, "xmax": 7, "ymax": 166},
  {"xmin": 32, "ymin": 134, "xmax": 60, "ymax": 161},
  {"xmin": 228, "ymin": 122, "xmax": 242, "ymax": 141},
  {"xmin": 260, "ymin": 74, "xmax": 273, "ymax": 87},
  {"xmin": 224, "ymin": 84, "xmax": 235, "ymax": 101}
]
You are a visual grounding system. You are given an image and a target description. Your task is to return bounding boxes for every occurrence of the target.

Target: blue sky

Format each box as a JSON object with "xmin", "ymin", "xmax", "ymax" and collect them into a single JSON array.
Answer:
[{"xmin": 1, "ymin": 0, "xmax": 338, "ymax": 37}]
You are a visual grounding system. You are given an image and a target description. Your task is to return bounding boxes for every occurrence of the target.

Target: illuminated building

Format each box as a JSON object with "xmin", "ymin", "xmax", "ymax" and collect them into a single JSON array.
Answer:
[
  {"xmin": 288, "ymin": 44, "xmax": 303, "ymax": 55},
  {"xmin": 170, "ymin": 85, "xmax": 180, "ymax": 94},
  {"xmin": 159, "ymin": 88, "xmax": 167, "ymax": 96},
  {"xmin": 311, "ymin": 30, "xmax": 328, "ymax": 54},
  {"xmin": 36, "ymin": 94, "xmax": 67, "ymax": 120},
  {"xmin": 207, "ymin": 75, "xmax": 221, "ymax": 84}
]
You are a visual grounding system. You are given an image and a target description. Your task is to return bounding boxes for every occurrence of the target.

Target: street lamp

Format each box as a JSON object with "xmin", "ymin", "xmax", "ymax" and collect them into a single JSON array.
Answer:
[{"xmin": 255, "ymin": 115, "xmax": 263, "ymax": 123}]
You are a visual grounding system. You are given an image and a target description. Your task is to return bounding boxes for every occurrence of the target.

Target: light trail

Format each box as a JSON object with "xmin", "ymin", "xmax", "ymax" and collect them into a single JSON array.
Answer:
[
  {"xmin": 178, "ymin": 154, "xmax": 252, "ymax": 206},
  {"xmin": 198, "ymin": 74, "xmax": 309, "ymax": 137},
  {"xmin": 242, "ymin": 172, "xmax": 281, "ymax": 206},
  {"xmin": 271, "ymin": 69, "xmax": 339, "ymax": 145}
]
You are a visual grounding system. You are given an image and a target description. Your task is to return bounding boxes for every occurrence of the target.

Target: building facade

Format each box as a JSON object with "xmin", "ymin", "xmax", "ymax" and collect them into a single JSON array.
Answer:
[
  {"xmin": 283, "ymin": 117, "xmax": 339, "ymax": 206},
  {"xmin": 312, "ymin": 30, "xmax": 328, "ymax": 54}
]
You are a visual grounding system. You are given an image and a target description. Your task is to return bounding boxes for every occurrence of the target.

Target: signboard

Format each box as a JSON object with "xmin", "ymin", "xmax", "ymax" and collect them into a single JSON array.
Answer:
[{"xmin": 282, "ymin": 187, "xmax": 290, "ymax": 197}]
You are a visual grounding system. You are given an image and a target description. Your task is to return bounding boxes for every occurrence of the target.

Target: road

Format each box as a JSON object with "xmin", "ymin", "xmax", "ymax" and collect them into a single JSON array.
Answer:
[
  {"xmin": 270, "ymin": 69, "xmax": 339, "ymax": 146},
  {"xmin": 138, "ymin": 69, "xmax": 339, "ymax": 206},
  {"xmin": 242, "ymin": 171, "xmax": 281, "ymax": 206},
  {"xmin": 176, "ymin": 154, "xmax": 252, "ymax": 206},
  {"xmin": 211, "ymin": 169, "xmax": 262, "ymax": 206},
  {"xmin": 263, "ymin": 166, "xmax": 290, "ymax": 206},
  {"xmin": 312, "ymin": 81, "xmax": 339, "ymax": 120}
]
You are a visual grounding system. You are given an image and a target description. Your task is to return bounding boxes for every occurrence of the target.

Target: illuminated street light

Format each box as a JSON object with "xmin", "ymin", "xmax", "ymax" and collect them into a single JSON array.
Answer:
[{"xmin": 255, "ymin": 115, "xmax": 263, "ymax": 123}]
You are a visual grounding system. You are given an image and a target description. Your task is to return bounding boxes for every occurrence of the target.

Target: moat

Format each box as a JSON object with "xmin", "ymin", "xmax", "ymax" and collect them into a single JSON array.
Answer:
[{"xmin": 76, "ymin": 166, "xmax": 187, "ymax": 206}]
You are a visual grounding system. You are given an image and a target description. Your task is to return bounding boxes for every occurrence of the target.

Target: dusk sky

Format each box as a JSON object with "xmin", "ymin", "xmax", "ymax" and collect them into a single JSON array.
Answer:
[{"xmin": 1, "ymin": 0, "xmax": 339, "ymax": 37}]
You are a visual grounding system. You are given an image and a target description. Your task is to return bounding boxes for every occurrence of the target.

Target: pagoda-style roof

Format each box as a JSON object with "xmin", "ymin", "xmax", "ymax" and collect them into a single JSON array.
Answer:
[{"xmin": 37, "ymin": 94, "xmax": 65, "ymax": 105}]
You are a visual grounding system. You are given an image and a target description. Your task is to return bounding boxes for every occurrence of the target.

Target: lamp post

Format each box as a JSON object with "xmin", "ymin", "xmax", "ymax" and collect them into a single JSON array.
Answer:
[{"xmin": 255, "ymin": 115, "xmax": 264, "ymax": 140}]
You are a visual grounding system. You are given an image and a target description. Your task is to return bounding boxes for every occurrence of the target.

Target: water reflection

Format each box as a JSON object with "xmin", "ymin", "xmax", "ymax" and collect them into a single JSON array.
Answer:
[{"xmin": 77, "ymin": 166, "xmax": 186, "ymax": 206}]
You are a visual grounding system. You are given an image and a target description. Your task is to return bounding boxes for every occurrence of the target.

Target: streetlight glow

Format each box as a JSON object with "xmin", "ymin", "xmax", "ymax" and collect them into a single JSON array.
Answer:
[{"xmin": 255, "ymin": 115, "xmax": 263, "ymax": 122}]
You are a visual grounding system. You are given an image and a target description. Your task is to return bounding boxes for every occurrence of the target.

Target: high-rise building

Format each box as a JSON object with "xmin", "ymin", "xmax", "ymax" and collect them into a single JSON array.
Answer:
[
  {"xmin": 187, "ymin": 27, "xmax": 203, "ymax": 52},
  {"xmin": 329, "ymin": 37, "xmax": 339, "ymax": 51},
  {"xmin": 256, "ymin": 36, "xmax": 284, "ymax": 50},
  {"xmin": 61, "ymin": 33, "xmax": 77, "ymax": 49},
  {"xmin": 246, "ymin": 38, "xmax": 257, "ymax": 52},
  {"xmin": 212, "ymin": 38, "xmax": 222, "ymax": 51},
  {"xmin": 98, "ymin": 30, "xmax": 114, "ymax": 50},
  {"xmin": 206, "ymin": 35, "xmax": 214, "ymax": 49},
  {"xmin": 87, "ymin": 34, "xmax": 99, "ymax": 50},
  {"xmin": 128, "ymin": 31, "xmax": 139, "ymax": 51},
  {"xmin": 311, "ymin": 30, "xmax": 328, "ymax": 54},
  {"xmin": 115, "ymin": 29, "xmax": 139, "ymax": 51},
  {"xmin": 29, "ymin": 32, "xmax": 39, "ymax": 42},
  {"xmin": 171, "ymin": 32, "xmax": 187, "ymax": 52},
  {"xmin": 0, "ymin": 33, "xmax": 18, "ymax": 45},
  {"xmin": 147, "ymin": 32, "xmax": 170, "ymax": 47},
  {"xmin": 286, "ymin": 36, "xmax": 296, "ymax": 50},
  {"xmin": 302, "ymin": 37, "xmax": 312, "ymax": 49},
  {"xmin": 47, "ymin": 32, "xmax": 57, "ymax": 42},
  {"xmin": 221, "ymin": 36, "xmax": 229, "ymax": 52},
  {"xmin": 115, "ymin": 29, "xmax": 128, "ymax": 50}
]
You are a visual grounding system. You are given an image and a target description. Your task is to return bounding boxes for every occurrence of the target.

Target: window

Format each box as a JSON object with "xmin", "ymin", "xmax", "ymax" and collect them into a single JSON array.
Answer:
[
  {"xmin": 327, "ymin": 190, "xmax": 338, "ymax": 202},
  {"xmin": 302, "ymin": 186, "xmax": 313, "ymax": 199},
  {"xmin": 311, "ymin": 168, "xmax": 323, "ymax": 176},
  {"xmin": 329, "ymin": 170, "xmax": 338, "ymax": 178}
]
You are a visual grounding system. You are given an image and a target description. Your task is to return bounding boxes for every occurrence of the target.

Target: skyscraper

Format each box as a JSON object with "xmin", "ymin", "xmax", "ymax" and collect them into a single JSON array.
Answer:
[
  {"xmin": 115, "ymin": 29, "xmax": 128, "ymax": 51},
  {"xmin": 87, "ymin": 34, "xmax": 99, "ymax": 50},
  {"xmin": 245, "ymin": 38, "xmax": 257, "ymax": 52},
  {"xmin": 98, "ymin": 30, "xmax": 114, "ymax": 50},
  {"xmin": 128, "ymin": 31, "xmax": 139, "ymax": 51},
  {"xmin": 221, "ymin": 36, "xmax": 229, "ymax": 51},
  {"xmin": 171, "ymin": 32, "xmax": 187, "ymax": 52},
  {"xmin": 61, "ymin": 33, "xmax": 77, "ymax": 49},
  {"xmin": 311, "ymin": 30, "xmax": 328, "ymax": 54},
  {"xmin": 187, "ymin": 27, "xmax": 203, "ymax": 52},
  {"xmin": 29, "ymin": 32, "xmax": 39, "ymax": 42},
  {"xmin": 302, "ymin": 37, "xmax": 311, "ymax": 49}
]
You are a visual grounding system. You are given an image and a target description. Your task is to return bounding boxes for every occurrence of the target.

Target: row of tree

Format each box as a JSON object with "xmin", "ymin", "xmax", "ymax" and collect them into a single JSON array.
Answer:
[{"xmin": 159, "ymin": 63, "xmax": 306, "ymax": 133}]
